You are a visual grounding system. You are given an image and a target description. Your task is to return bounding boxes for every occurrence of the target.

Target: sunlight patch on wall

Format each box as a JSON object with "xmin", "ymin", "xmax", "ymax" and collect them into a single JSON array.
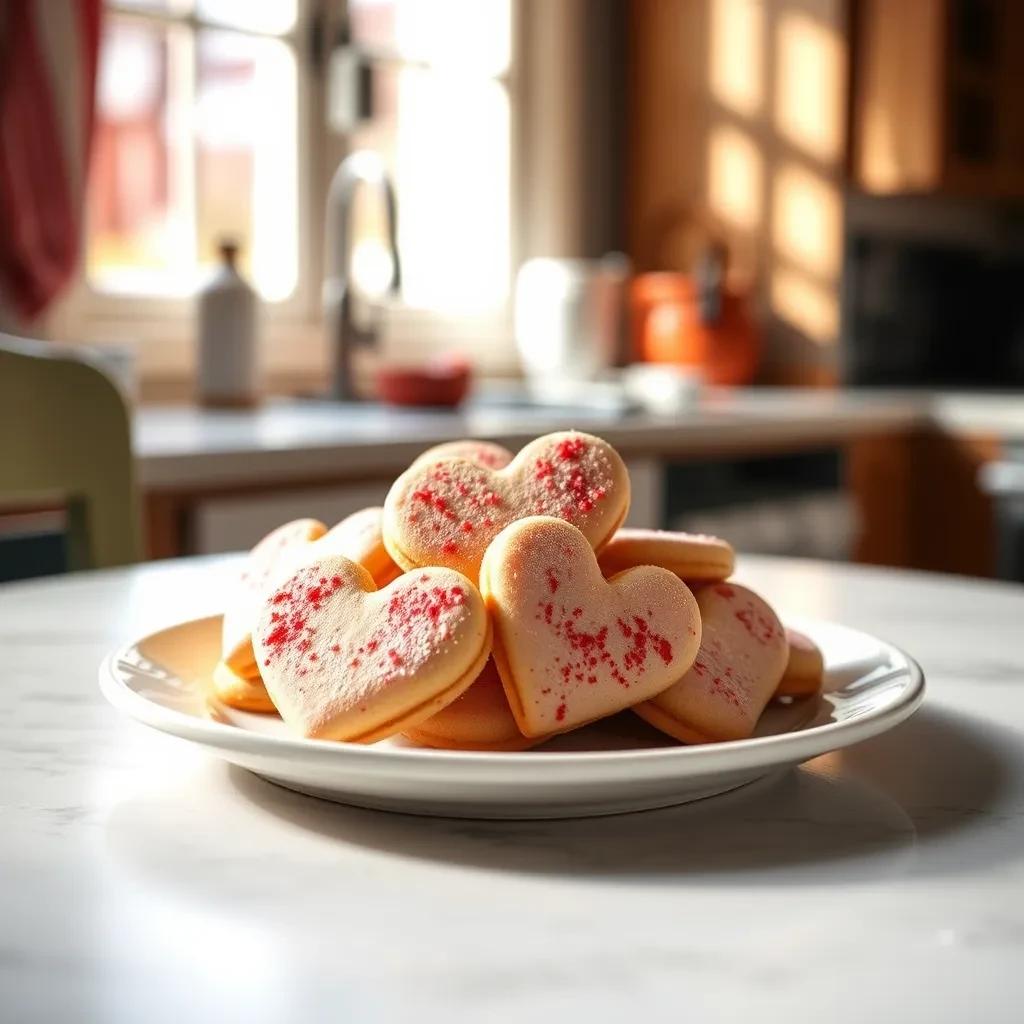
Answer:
[
  {"xmin": 774, "ymin": 9, "xmax": 845, "ymax": 164},
  {"xmin": 708, "ymin": 124, "xmax": 764, "ymax": 231},
  {"xmin": 771, "ymin": 265, "xmax": 838, "ymax": 343},
  {"xmin": 858, "ymin": 102, "xmax": 903, "ymax": 192},
  {"xmin": 709, "ymin": 0, "xmax": 764, "ymax": 118},
  {"xmin": 771, "ymin": 162, "xmax": 841, "ymax": 278}
]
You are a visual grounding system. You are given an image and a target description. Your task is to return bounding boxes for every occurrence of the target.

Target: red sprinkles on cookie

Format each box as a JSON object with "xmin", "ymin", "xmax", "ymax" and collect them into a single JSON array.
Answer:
[
  {"xmin": 386, "ymin": 430, "xmax": 628, "ymax": 577},
  {"xmin": 260, "ymin": 564, "xmax": 471, "ymax": 686},
  {"xmin": 482, "ymin": 516, "xmax": 701, "ymax": 737},
  {"xmin": 530, "ymin": 596, "xmax": 676, "ymax": 719}
]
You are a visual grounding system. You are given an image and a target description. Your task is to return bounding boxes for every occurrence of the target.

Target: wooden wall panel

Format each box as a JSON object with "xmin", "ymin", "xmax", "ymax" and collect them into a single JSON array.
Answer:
[{"xmin": 626, "ymin": 0, "xmax": 849, "ymax": 383}]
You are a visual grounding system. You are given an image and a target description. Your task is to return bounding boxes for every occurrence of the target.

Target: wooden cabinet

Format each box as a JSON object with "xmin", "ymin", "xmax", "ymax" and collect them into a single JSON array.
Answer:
[
  {"xmin": 847, "ymin": 429, "xmax": 999, "ymax": 576},
  {"xmin": 852, "ymin": 0, "xmax": 1024, "ymax": 196}
]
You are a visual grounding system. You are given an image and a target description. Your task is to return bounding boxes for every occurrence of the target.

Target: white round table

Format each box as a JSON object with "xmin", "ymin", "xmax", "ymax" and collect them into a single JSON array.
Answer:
[{"xmin": 3, "ymin": 556, "xmax": 1023, "ymax": 1022}]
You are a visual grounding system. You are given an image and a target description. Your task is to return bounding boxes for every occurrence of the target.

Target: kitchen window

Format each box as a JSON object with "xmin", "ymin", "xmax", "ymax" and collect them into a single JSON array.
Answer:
[
  {"xmin": 56, "ymin": 0, "xmax": 520, "ymax": 373},
  {"xmin": 344, "ymin": 0, "xmax": 513, "ymax": 317},
  {"xmin": 86, "ymin": 0, "xmax": 307, "ymax": 307}
]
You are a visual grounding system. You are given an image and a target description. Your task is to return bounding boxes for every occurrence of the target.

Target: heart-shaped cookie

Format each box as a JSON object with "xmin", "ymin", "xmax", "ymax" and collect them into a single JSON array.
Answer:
[
  {"xmin": 222, "ymin": 518, "xmax": 327, "ymax": 674},
  {"xmin": 253, "ymin": 554, "xmax": 490, "ymax": 742},
  {"xmin": 402, "ymin": 658, "xmax": 541, "ymax": 751},
  {"xmin": 211, "ymin": 660, "xmax": 277, "ymax": 713},
  {"xmin": 294, "ymin": 507, "xmax": 401, "ymax": 588},
  {"xmin": 635, "ymin": 582, "xmax": 787, "ymax": 743},
  {"xmin": 480, "ymin": 516, "xmax": 701, "ymax": 737},
  {"xmin": 411, "ymin": 439, "xmax": 513, "ymax": 472},
  {"xmin": 384, "ymin": 430, "xmax": 630, "ymax": 580},
  {"xmin": 774, "ymin": 627, "xmax": 823, "ymax": 699},
  {"xmin": 598, "ymin": 528, "xmax": 735, "ymax": 582}
]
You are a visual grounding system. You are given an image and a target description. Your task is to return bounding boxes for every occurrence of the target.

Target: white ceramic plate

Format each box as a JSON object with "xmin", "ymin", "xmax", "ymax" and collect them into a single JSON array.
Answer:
[{"xmin": 100, "ymin": 615, "xmax": 924, "ymax": 819}]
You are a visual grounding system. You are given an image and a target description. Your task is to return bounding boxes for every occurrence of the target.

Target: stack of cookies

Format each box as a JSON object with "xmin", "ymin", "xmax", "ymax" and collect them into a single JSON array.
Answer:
[{"xmin": 212, "ymin": 432, "xmax": 823, "ymax": 749}]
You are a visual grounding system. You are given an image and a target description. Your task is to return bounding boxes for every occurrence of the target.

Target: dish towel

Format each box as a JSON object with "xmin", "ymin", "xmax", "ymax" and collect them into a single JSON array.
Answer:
[{"xmin": 0, "ymin": 1, "xmax": 101, "ymax": 322}]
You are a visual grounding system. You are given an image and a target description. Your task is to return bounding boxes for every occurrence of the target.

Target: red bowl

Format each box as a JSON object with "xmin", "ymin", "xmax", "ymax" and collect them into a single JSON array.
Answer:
[{"xmin": 375, "ymin": 360, "xmax": 471, "ymax": 407}]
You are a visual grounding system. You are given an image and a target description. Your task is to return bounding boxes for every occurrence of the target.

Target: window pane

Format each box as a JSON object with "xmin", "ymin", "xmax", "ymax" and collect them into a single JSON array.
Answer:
[
  {"xmin": 87, "ymin": 17, "xmax": 191, "ymax": 293},
  {"xmin": 351, "ymin": 66, "xmax": 510, "ymax": 314},
  {"xmin": 195, "ymin": 0, "xmax": 298, "ymax": 36},
  {"xmin": 196, "ymin": 30, "xmax": 299, "ymax": 301},
  {"xmin": 86, "ymin": 16, "xmax": 299, "ymax": 300},
  {"xmin": 349, "ymin": 0, "xmax": 511, "ymax": 75}
]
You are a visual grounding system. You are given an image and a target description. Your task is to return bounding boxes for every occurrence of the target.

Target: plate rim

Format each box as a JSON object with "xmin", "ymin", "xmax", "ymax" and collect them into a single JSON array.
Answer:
[{"xmin": 99, "ymin": 613, "xmax": 926, "ymax": 773}]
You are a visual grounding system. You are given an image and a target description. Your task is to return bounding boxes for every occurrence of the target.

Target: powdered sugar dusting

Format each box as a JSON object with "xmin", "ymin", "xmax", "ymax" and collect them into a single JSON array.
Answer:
[
  {"xmin": 388, "ymin": 431, "xmax": 626, "ymax": 575},
  {"xmin": 314, "ymin": 507, "xmax": 390, "ymax": 569},
  {"xmin": 222, "ymin": 518, "xmax": 326, "ymax": 660},
  {"xmin": 411, "ymin": 439, "xmax": 513, "ymax": 471},
  {"xmin": 255, "ymin": 559, "xmax": 482, "ymax": 730},
  {"xmin": 237, "ymin": 519, "xmax": 324, "ymax": 597}
]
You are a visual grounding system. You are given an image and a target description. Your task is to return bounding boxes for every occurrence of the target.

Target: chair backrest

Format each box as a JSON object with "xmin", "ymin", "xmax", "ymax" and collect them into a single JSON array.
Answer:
[{"xmin": 0, "ymin": 333, "xmax": 140, "ymax": 570}]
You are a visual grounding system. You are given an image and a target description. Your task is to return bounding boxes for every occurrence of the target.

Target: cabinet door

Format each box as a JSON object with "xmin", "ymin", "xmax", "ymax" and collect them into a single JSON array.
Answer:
[
  {"xmin": 853, "ymin": 0, "xmax": 945, "ymax": 193},
  {"xmin": 941, "ymin": 0, "xmax": 1024, "ymax": 195},
  {"xmin": 997, "ymin": 0, "xmax": 1024, "ymax": 192}
]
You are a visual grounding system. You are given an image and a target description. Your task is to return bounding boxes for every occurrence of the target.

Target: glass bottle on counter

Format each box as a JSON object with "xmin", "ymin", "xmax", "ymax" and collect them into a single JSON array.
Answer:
[{"xmin": 197, "ymin": 239, "xmax": 259, "ymax": 407}]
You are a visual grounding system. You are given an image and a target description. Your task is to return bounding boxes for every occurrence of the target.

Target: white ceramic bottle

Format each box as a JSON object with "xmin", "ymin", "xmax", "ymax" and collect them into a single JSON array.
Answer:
[{"xmin": 197, "ymin": 239, "xmax": 259, "ymax": 406}]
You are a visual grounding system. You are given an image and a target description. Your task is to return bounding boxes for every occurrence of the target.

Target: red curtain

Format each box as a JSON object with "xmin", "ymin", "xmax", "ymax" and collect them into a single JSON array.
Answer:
[{"xmin": 0, "ymin": 1, "xmax": 102, "ymax": 322}]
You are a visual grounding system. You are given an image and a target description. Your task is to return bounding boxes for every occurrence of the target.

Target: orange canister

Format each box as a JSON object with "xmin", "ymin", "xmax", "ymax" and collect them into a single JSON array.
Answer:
[{"xmin": 630, "ymin": 272, "xmax": 760, "ymax": 386}]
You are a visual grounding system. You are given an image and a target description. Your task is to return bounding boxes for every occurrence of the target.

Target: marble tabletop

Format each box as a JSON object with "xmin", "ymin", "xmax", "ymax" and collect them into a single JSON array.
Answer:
[{"xmin": 3, "ymin": 555, "xmax": 1024, "ymax": 1022}]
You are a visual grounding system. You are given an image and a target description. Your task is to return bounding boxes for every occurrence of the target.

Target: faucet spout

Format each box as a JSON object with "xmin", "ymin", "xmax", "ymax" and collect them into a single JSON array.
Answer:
[{"xmin": 323, "ymin": 151, "xmax": 401, "ymax": 401}]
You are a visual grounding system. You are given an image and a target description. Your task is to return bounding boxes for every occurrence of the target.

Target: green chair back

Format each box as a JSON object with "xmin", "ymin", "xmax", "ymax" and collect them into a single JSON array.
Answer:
[{"xmin": 0, "ymin": 333, "xmax": 140, "ymax": 570}]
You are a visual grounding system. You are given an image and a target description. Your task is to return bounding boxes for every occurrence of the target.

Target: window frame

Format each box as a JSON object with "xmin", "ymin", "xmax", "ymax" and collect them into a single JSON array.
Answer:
[{"xmin": 54, "ymin": 0, "xmax": 324, "ymax": 334}]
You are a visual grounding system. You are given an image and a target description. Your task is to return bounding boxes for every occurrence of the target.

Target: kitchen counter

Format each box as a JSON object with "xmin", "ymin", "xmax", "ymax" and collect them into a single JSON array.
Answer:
[
  {"xmin": 134, "ymin": 388, "xmax": 935, "ymax": 489},
  {"xmin": 929, "ymin": 393, "xmax": 1024, "ymax": 443},
  {"xmin": 3, "ymin": 554, "xmax": 1024, "ymax": 1021},
  {"xmin": 130, "ymin": 388, "xmax": 1022, "ymax": 570}
]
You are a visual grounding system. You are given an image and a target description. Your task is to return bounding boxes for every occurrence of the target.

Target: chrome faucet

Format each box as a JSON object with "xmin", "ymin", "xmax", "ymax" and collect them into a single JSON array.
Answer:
[{"xmin": 323, "ymin": 151, "xmax": 401, "ymax": 401}]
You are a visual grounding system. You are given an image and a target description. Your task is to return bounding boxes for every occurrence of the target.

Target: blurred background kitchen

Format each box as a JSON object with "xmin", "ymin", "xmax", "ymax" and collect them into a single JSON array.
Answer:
[{"xmin": 1, "ymin": 0, "xmax": 1023, "ymax": 583}]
